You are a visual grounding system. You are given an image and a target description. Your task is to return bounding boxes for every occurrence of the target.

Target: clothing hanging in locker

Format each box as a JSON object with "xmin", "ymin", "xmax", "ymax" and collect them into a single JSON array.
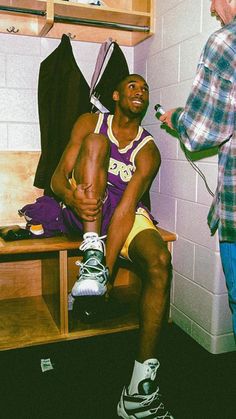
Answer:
[
  {"xmin": 90, "ymin": 40, "xmax": 129, "ymax": 114},
  {"xmin": 34, "ymin": 35, "xmax": 129, "ymax": 196},
  {"xmin": 34, "ymin": 34, "xmax": 91, "ymax": 196},
  {"xmin": 90, "ymin": 37, "xmax": 113, "ymax": 97},
  {"xmin": 90, "ymin": 37, "xmax": 114, "ymax": 113}
]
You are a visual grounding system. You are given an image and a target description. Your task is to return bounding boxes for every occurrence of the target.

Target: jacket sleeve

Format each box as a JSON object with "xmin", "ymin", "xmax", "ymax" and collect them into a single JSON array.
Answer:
[{"xmin": 171, "ymin": 31, "xmax": 236, "ymax": 151}]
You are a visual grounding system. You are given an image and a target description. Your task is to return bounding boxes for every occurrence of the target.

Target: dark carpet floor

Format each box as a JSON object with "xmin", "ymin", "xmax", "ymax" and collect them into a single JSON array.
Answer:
[{"xmin": 0, "ymin": 324, "xmax": 235, "ymax": 419}]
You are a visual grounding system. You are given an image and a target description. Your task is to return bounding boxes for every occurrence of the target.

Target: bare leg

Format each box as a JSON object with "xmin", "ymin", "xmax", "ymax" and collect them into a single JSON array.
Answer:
[
  {"xmin": 128, "ymin": 228, "xmax": 172, "ymax": 361},
  {"xmin": 71, "ymin": 133, "xmax": 110, "ymax": 297},
  {"xmin": 73, "ymin": 133, "xmax": 110, "ymax": 233},
  {"xmin": 117, "ymin": 229, "xmax": 174, "ymax": 418}
]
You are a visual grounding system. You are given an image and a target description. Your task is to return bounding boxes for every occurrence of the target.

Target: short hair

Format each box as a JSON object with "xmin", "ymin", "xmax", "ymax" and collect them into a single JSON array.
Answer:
[{"xmin": 114, "ymin": 74, "xmax": 148, "ymax": 93}]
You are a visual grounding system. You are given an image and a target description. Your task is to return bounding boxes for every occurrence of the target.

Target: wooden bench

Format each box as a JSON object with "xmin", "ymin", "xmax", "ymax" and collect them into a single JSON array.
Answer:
[{"xmin": 0, "ymin": 151, "xmax": 177, "ymax": 350}]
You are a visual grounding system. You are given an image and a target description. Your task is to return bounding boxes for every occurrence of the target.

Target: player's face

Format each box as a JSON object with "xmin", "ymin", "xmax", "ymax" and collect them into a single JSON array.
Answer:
[{"xmin": 115, "ymin": 75, "xmax": 149, "ymax": 117}]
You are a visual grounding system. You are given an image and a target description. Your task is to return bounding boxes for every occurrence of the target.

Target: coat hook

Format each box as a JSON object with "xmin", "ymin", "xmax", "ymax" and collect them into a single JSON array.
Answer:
[
  {"xmin": 6, "ymin": 26, "xmax": 19, "ymax": 34},
  {"xmin": 67, "ymin": 32, "xmax": 76, "ymax": 40},
  {"xmin": 108, "ymin": 37, "xmax": 117, "ymax": 43}
]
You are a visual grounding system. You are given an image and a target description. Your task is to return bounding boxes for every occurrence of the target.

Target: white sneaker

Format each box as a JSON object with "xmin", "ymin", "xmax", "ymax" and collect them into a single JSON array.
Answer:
[
  {"xmin": 117, "ymin": 386, "xmax": 174, "ymax": 418},
  {"xmin": 117, "ymin": 360, "xmax": 174, "ymax": 418},
  {"xmin": 71, "ymin": 233, "xmax": 109, "ymax": 297}
]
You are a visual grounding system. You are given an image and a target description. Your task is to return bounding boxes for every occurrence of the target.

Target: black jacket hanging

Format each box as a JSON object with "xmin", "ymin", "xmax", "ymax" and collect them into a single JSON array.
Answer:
[
  {"xmin": 90, "ymin": 41, "xmax": 129, "ymax": 114},
  {"xmin": 34, "ymin": 34, "xmax": 91, "ymax": 195}
]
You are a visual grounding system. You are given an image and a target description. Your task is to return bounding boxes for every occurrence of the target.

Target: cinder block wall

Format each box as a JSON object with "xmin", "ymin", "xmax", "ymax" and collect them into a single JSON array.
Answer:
[
  {"xmin": 0, "ymin": 34, "xmax": 133, "ymax": 153},
  {"xmin": 134, "ymin": 0, "xmax": 235, "ymax": 353}
]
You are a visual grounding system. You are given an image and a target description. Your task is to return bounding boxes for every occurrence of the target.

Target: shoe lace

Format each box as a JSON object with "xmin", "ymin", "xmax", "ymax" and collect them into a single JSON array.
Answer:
[
  {"xmin": 79, "ymin": 234, "xmax": 107, "ymax": 255},
  {"xmin": 140, "ymin": 389, "xmax": 172, "ymax": 418},
  {"xmin": 75, "ymin": 257, "xmax": 108, "ymax": 283},
  {"xmin": 140, "ymin": 387, "xmax": 160, "ymax": 407},
  {"xmin": 152, "ymin": 404, "xmax": 172, "ymax": 419}
]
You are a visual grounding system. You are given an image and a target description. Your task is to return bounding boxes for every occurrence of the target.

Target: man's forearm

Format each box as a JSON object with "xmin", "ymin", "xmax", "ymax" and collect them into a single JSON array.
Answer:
[
  {"xmin": 51, "ymin": 174, "xmax": 73, "ymax": 206},
  {"xmin": 171, "ymin": 107, "xmax": 184, "ymax": 131}
]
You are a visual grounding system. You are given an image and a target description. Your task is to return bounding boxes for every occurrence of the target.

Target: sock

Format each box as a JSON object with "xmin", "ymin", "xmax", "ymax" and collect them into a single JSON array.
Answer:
[
  {"xmin": 83, "ymin": 232, "xmax": 104, "ymax": 251},
  {"xmin": 128, "ymin": 358, "xmax": 160, "ymax": 395}
]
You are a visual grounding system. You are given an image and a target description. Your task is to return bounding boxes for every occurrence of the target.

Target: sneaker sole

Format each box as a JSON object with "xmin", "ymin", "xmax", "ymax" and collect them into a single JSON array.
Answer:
[
  {"xmin": 72, "ymin": 279, "xmax": 107, "ymax": 297},
  {"xmin": 117, "ymin": 401, "xmax": 136, "ymax": 419},
  {"xmin": 118, "ymin": 399, "xmax": 175, "ymax": 419}
]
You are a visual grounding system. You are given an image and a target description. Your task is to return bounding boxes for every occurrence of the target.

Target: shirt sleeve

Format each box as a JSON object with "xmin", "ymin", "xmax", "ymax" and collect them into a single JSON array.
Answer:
[{"xmin": 171, "ymin": 31, "xmax": 236, "ymax": 151}]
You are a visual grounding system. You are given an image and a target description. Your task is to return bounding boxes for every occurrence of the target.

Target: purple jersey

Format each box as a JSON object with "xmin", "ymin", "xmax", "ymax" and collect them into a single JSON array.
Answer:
[
  {"xmin": 95, "ymin": 113, "xmax": 154, "ymax": 192},
  {"xmin": 62, "ymin": 112, "xmax": 156, "ymax": 236}
]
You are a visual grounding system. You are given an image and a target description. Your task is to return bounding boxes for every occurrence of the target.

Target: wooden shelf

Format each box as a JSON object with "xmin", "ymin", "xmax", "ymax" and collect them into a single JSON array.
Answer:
[
  {"xmin": 0, "ymin": 0, "xmax": 52, "ymax": 37},
  {"xmin": 0, "ymin": 286, "xmax": 140, "ymax": 350},
  {"xmin": 0, "ymin": 235, "xmax": 81, "ymax": 255},
  {"xmin": 0, "ymin": 248, "xmax": 65, "ymax": 350},
  {"xmin": 0, "ymin": 232, "xmax": 176, "ymax": 351},
  {"xmin": 68, "ymin": 285, "xmax": 140, "ymax": 337},
  {"xmin": 0, "ymin": 0, "xmax": 154, "ymax": 45},
  {"xmin": 0, "ymin": 296, "xmax": 61, "ymax": 350},
  {"xmin": 0, "ymin": 248, "xmax": 175, "ymax": 351},
  {"xmin": 0, "ymin": 241, "xmax": 140, "ymax": 350}
]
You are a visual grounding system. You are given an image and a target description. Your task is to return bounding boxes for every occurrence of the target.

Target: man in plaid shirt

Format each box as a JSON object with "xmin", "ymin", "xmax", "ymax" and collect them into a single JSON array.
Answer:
[{"xmin": 160, "ymin": 0, "xmax": 236, "ymax": 339}]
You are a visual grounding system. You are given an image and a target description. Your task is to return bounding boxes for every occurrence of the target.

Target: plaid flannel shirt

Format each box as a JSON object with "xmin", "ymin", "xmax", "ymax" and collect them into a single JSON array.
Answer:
[{"xmin": 171, "ymin": 19, "xmax": 236, "ymax": 242}]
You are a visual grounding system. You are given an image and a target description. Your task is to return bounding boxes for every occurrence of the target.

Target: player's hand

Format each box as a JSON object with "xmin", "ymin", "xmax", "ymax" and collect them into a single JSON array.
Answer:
[{"xmin": 72, "ymin": 183, "xmax": 102, "ymax": 221}]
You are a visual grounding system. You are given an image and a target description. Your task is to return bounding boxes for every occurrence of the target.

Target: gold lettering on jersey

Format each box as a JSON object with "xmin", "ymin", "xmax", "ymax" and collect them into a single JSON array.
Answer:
[{"xmin": 109, "ymin": 158, "xmax": 134, "ymax": 182}]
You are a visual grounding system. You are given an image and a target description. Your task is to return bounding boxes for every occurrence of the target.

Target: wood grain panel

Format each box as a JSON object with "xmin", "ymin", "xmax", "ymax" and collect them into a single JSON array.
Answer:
[
  {"xmin": 0, "ymin": 259, "xmax": 41, "ymax": 300},
  {"xmin": 132, "ymin": 0, "xmax": 150, "ymax": 12},
  {"xmin": 0, "ymin": 296, "xmax": 60, "ymax": 350},
  {"xmin": 102, "ymin": 0, "xmax": 132, "ymax": 11},
  {"xmin": 0, "ymin": 236, "xmax": 81, "ymax": 255},
  {"xmin": 0, "ymin": 151, "xmax": 42, "ymax": 225},
  {"xmin": 42, "ymin": 255, "xmax": 61, "ymax": 330}
]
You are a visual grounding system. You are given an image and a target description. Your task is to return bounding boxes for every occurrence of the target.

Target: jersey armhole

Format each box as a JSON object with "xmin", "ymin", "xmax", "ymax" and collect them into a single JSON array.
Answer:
[{"xmin": 94, "ymin": 113, "xmax": 104, "ymax": 133}]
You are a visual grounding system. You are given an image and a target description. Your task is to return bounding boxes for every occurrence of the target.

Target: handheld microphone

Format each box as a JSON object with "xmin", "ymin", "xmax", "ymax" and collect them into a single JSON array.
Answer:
[{"xmin": 154, "ymin": 104, "xmax": 165, "ymax": 117}]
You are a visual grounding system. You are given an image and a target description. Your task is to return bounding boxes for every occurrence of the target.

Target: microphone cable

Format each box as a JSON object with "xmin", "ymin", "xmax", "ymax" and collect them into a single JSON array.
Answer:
[{"xmin": 154, "ymin": 104, "xmax": 215, "ymax": 197}]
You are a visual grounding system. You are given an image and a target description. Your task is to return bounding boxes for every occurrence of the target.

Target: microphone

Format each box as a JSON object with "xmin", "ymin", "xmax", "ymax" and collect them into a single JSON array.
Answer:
[{"xmin": 154, "ymin": 104, "xmax": 165, "ymax": 117}]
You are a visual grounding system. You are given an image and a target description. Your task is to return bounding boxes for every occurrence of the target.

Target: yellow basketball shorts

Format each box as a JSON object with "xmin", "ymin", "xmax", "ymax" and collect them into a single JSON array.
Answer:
[
  {"xmin": 120, "ymin": 208, "xmax": 157, "ymax": 261},
  {"xmin": 69, "ymin": 173, "xmax": 157, "ymax": 261}
]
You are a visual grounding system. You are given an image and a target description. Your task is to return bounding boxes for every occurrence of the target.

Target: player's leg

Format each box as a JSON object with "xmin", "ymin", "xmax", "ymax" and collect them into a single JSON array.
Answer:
[
  {"xmin": 71, "ymin": 133, "xmax": 110, "ymax": 297},
  {"xmin": 117, "ymin": 217, "xmax": 174, "ymax": 418}
]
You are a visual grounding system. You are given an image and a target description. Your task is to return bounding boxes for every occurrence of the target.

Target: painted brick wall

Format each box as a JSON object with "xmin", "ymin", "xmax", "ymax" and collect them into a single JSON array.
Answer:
[
  {"xmin": 0, "ymin": 33, "xmax": 133, "ymax": 153},
  {"xmin": 134, "ymin": 0, "xmax": 235, "ymax": 353}
]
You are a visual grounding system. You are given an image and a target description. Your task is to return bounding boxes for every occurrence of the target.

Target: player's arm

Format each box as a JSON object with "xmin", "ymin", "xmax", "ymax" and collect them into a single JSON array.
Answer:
[{"xmin": 51, "ymin": 113, "xmax": 101, "ymax": 220}]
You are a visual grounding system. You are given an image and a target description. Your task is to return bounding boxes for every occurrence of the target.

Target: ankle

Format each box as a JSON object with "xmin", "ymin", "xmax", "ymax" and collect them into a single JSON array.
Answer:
[
  {"xmin": 128, "ymin": 358, "xmax": 160, "ymax": 395},
  {"xmin": 80, "ymin": 232, "xmax": 106, "ymax": 255}
]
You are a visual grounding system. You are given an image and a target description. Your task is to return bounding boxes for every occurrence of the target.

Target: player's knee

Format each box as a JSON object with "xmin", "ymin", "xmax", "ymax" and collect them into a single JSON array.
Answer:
[
  {"xmin": 160, "ymin": 246, "xmax": 172, "ymax": 271},
  {"xmin": 84, "ymin": 133, "xmax": 110, "ymax": 159},
  {"xmin": 146, "ymin": 246, "xmax": 172, "ymax": 289}
]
